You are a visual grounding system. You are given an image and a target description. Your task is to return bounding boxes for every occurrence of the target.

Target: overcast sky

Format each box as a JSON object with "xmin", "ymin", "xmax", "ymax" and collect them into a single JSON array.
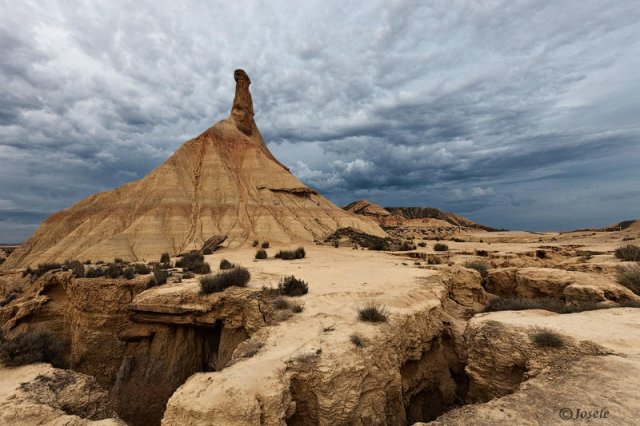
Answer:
[{"xmin": 1, "ymin": 1, "xmax": 639, "ymax": 241}]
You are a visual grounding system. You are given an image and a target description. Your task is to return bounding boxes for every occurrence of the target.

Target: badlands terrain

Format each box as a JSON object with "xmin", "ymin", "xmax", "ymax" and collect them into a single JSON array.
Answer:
[{"xmin": 1, "ymin": 70, "xmax": 639, "ymax": 425}]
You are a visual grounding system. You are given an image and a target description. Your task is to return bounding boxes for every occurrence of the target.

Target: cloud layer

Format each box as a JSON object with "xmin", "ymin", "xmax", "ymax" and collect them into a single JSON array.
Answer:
[{"xmin": 1, "ymin": 0, "xmax": 639, "ymax": 241}]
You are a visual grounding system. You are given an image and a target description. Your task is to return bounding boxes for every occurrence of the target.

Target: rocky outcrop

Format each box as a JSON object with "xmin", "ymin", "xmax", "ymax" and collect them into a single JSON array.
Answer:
[
  {"xmin": 424, "ymin": 308, "xmax": 640, "ymax": 425},
  {"xmin": 0, "ymin": 364, "xmax": 123, "ymax": 425},
  {"xmin": 3, "ymin": 71, "xmax": 386, "ymax": 269},
  {"xmin": 485, "ymin": 267, "xmax": 639, "ymax": 305}
]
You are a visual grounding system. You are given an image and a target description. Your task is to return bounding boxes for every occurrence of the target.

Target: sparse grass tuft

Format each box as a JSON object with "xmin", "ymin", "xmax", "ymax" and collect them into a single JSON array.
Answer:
[
  {"xmin": 278, "ymin": 276, "xmax": 309, "ymax": 296},
  {"xmin": 0, "ymin": 331, "xmax": 68, "ymax": 368},
  {"xmin": 291, "ymin": 304, "xmax": 304, "ymax": 313},
  {"xmin": 617, "ymin": 263, "xmax": 640, "ymax": 295},
  {"xmin": 199, "ymin": 267, "xmax": 251, "ymax": 294},
  {"xmin": 358, "ymin": 303, "xmax": 388, "ymax": 323},
  {"xmin": 273, "ymin": 297, "xmax": 290, "ymax": 310},
  {"xmin": 532, "ymin": 329, "xmax": 564, "ymax": 347},
  {"xmin": 433, "ymin": 243, "xmax": 449, "ymax": 252},
  {"xmin": 615, "ymin": 244, "xmax": 640, "ymax": 261},
  {"xmin": 464, "ymin": 260, "xmax": 489, "ymax": 277},
  {"xmin": 350, "ymin": 333, "xmax": 364, "ymax": 348}
]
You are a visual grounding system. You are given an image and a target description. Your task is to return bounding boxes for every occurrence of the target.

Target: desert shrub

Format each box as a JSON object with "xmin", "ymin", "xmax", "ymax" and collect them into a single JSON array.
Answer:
[
  {"xmin": 133, "ymin": 263, "xmax": 151, "ymax": 275},
  {"xmin": 417, "ymin": 242, "xmax": 427, "ymax": 247},
  {"xmin": 618, "ymin": 263, "xmax": 640, "ymax": 295},
  {"xmin": 398, "ymin": 242, "xmax": 416, "ymax": 251},
  {"xmin": 275, "ymin": 247, "xmax": 306, "ymax": 260},
  {"xmin": 273, "ymin": 297, "xmax": 290, "ymax": 310},
  {"xmin": 615, "ymin": 244, "xmax": 640, "ymax": 261},
  {"xmin": 182, "ymin": 272, "xmax": 194, "ymax": 279},
  {"xmin": 122, "ymin": 267, "xmax": 135, "ymax": 280},
  {"xmin": 350, "ymin": 333, "xmax": 364, "ymax": 348},
  {"xmin": 0, "ymin": 331, "xmax": 67, "ymax": 368},
  {"xmin": 219, "ymin": 259, "xmax": 234, "ymax": 270},
  {"xmin": 64, "ymin": 260, "xmax": 85, "ymax": 278},
  {"xmin": 291, "ymin": 304, "xmax": 304, "ymax": 313},
  {"xmin": 160, "ymin": 252, "xmax": 170, "ymax": 263},
  {"xmin": 433, "ymin": 243, "xmax": 449, "ymax": 252},
  {"xmin": 114, "ymin": 258, "xmax": 124, "ymax": 264},
  {"xmin": 464, "ymin": 261, "xmax": 489, "ymax": 277},
  {"xmin": 95, "ymin": 260, "xmax": 104, "ymax": 265},
  {"xmin": 105, "ymin": 263, "xmax": 123, "ymax": 278},
  {"xmin": 279, "ymin": 276, "xmax": 309, "ymax": 296},
  {"xmin": 33, "ymin": 263, "xmax": 62, "ymax": 278},
  {"xmin": 199, "ymin": 267, "xmax": 251, "ymax": 294},
  {"xmin": 85, "ymin": 267, "xmax": 104, "ymax": 278},
  {"xmin": 252, "ymin": 240, "xmax": 259, "ymax": 247},
  {"xmin": 176, "ymin": 251, "xmax": 210, "ymax": 274},
  {"xmin": 535, "ymin": 250, "xmax": 547, "ymax": 259},
  {"xmin": 475, "ymin": 249, "xmax": 489, "ymax": 257},
  {"xmin": 358, "ymin": 303, "xmax": 388, "ymax": 323},
  {"xmin": 261, "ymin": 241, "xmax": 270, "ymax": 249},
  {"xmin": 427, "ymin": 256, "xmax": 442, "ymax": 265},
  {"xmin": 255, "ymin": 249, "xmax": 267, "ymax": 259},
  {"xmin": 532, "ymin": 329, "xmax": 564, "ymax": 347},
  {"xmin": 484, "ymin": 297, "xmax": 566, "ymax": 313},
  {"xmin": 153, "ymin": 265, "xmax": 168, "ymax": 285}
]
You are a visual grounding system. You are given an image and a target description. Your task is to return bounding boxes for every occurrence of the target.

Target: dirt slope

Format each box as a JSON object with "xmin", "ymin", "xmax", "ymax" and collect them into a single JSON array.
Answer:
[{"xmin": 3, "ymin": 71, "xmax": 385, "ymax": 268}]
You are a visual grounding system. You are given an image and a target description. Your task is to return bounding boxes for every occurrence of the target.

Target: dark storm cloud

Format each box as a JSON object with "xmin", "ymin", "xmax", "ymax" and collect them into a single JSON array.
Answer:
[{"xmin": 1, "ymin": 0, "xmax": 640, "ymax": 241}]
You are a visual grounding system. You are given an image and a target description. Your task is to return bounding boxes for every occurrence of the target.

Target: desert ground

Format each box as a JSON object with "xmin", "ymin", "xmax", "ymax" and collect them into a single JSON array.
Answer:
[{"xmin": 1, "ymin": 224, "xmax": 639, "ymax": 425}]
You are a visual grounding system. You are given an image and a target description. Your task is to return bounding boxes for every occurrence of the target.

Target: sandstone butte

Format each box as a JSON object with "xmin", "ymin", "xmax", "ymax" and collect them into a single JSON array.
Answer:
[{"xmin": 2, "ymin": 70, "xmax": 385, "ymax": 269}]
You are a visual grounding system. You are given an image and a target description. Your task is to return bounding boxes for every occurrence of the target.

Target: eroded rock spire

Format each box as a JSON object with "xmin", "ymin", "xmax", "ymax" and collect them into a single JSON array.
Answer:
[{"xmin": 231, "ymin": 69, "xmax": 254, "ymax": 135}]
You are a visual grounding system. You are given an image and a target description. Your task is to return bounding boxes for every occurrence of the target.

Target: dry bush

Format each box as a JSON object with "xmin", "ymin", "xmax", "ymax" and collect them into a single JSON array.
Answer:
[
  {"xmin": 219, "ymin": 259, "xmax": 234, "ymax": 270},
  {"xmin": 278, "ymin": 276, "xmax": 309, "ymax": 296},
  {"xmin": 532, "ymin": 328, "xmax": 564, "ymax": 348},
  {"xmin": 273, "ymin": 297, "xmax": 290, "ymax": 310},
  {"xmin": 433, "ymin": 243, "xmax": 449, "ymax": 252},
  {"xmin": 350, "ymin": 333, "xmax": 365, "ymax": 348},
  {"xmin": 200, "ymin": 267, "xmax": 251, "ymax": 294},
  {"xmin": 618, "ymin": 263, "xmax": 640, "ymax": 295},
  {"xmin": 358, "ymin": 303, "xmax": 388, "ymax": 323},
  {"xmin": 255, "ymin": 249, "xmax": 267, "ymax": 259},
  {"xmin": 615, "ymin": 244, "xmax": 640, "ymax": 261},
  {"xmin": 176, "ymin": 251, "xmax": 211, "ymax": 274},
  {"xmin": 464, "ymin": 260, "xmax": 489, "ymax": 277},
  {"xmin": 0, "ymin": 331, "xmax": 68, "ymax": 368}
]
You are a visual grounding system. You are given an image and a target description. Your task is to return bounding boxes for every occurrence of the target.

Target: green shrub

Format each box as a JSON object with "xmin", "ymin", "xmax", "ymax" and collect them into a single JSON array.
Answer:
[
  {"xmin": 279, "ymin": 276, "xmax": 309, "ymax": 296},
  {"xmin": 358, "ymin": 303, "xmax": 388, "ymax": 323},
  {"xmin": 532, "ymin": 329, "xmax": 564, "ymax": 347},
  {"xmin": 220, "ymin": 259, "xmax": 234, "ymax": 270},
  {"xmin": 464, "ymin": 260, "xmax": 489, "ymax": 277},
  {"xmin": 615, "ymin": 244, "xmax": 640, "ymax": 261},
  {"xmin": 160, "ymin": 252, "xmax": 171, "ymax": 263},
  {"xmin": 0, "ymin": 331, "xmax": 67, "ymax": 368},
  {"xmin": 433, "ymin": 243, "xmax": 449, "ymax": 252},
  {"xmin": 618, "ymin": 264, "xmax": 640, "ymax": 295},
  {"xmin": 200, "ymin": 267, "xmax": 251, "ymax": 294},
  {"xmin": 255, "ymin": 249, "xmax": 267, "ymax": 259},
  {"xmin": 261, "ymin": 241, "xmax": 270, "ymax": 249}
]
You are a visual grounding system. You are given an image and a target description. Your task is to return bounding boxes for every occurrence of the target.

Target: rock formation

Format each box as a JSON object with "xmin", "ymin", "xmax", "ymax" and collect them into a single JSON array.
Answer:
[{"xmin": 3, "ymin": 70, "xmax": 385, "ymax": 268}]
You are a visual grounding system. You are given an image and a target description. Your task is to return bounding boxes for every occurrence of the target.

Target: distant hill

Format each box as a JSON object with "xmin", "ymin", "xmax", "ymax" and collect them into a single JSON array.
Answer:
[{"xmin": 343, "ymin": 200, "xmax": 499, "ymax": 231}]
